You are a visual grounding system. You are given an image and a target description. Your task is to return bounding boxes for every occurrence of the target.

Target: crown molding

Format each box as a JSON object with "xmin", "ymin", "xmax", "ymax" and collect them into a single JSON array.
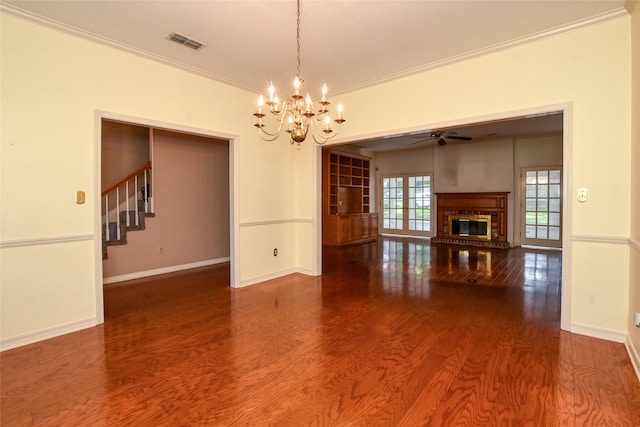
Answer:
[
  {"xmin": 1, "ymin": 3, "xmax": 629, "ymax": 96},
  {"xmin": 334, "ymin": 7, "xmax": 630, "ymax": 95},
  {"xmin": 0, "ymin": 2, "xmax": 256, "ymax": 93}
]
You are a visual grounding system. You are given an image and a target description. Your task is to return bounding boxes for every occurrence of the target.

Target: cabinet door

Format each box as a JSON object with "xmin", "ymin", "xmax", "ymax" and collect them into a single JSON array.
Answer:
[
  {"xmin": 349, "ymin": 215, "xmax": 363, "ymax": 240},
  {"xmin": 369, "ymin": 214, "xmax": 379, "ymax": 236},
  {"xmin": 337, "ymin": 216, "xmax": 350, "ymax": 243},
  {"xmin": 361, "ymin": 214, "xmax": 370, "ymax": 238}
]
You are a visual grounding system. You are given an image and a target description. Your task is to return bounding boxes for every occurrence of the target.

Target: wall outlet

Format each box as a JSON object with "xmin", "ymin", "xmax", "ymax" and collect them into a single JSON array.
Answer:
[
  {"xmin": 273, "ymin": 248, "xmax": 278, "ymax": 256},
  {"xmin": 634, "ymin": 311, "xmax": 640, "ymax": 328}
]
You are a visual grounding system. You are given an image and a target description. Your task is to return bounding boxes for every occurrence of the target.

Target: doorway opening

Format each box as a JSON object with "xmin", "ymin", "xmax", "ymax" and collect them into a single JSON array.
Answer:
[
  {"xmin": 318, "ymin": 105, "xmax": 570, "ymax": 330},
  {"xmin": 94, "ymin": 112, "xmax": 238, "ymax": 324},
  {"xmin": 381, "ymin": 175, "xmax": 432, "ymax": 237},
  {"xmin": 521, "ymin": 166, "xmax": 563, "ymax": 248}
]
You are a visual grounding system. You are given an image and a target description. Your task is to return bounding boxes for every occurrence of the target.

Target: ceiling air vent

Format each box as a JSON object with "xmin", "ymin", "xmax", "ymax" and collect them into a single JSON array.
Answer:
[{"xmin": 167, "ymin": 32, "xmax": 204, "ymax": 50}]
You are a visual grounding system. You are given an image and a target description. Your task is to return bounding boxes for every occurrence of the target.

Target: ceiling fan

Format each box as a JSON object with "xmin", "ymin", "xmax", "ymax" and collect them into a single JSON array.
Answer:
[{"xmin": 412, "ymin": 130, "xmax": 472, "ymax": 146}]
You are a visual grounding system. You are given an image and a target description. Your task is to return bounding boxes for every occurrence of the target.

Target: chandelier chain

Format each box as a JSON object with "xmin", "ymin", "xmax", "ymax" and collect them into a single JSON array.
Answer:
[{"xmin": 296, "ymin": 0, "xmax": 301, "ymax": 79}]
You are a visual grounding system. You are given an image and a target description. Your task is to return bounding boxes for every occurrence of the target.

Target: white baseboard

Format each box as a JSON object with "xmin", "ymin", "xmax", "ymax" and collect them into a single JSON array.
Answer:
[
  {"xmin": 570, "ymin": 322, "xmax": 627, "ymax": 343},
  {"xmin": 103, "ymin": 257, "xmax": 230, "ymax": 284},
  {"xmin": 0, "ymin": 317, "xmax": 97, "ymax": 352},
  {"xmin": 236, "ymin": 266, "xmax": 321, "ymax": 288},
  {"xmin": 625, "ymin": 338, "xmax": 640, "ymax": 382},
  {"xmin": 295, "ymin": 267, "xmax": 320, "ymax": 277},
  {"xmin": 237, "ymin": 268, "xmax": 298, "ymax": 288}
]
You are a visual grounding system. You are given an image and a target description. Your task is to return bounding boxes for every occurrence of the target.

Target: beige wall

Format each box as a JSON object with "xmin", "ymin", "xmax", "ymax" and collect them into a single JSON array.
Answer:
[
  {"xmin": 321, "ymin": 15, "xmax": 632, "ymax": 337},
  {"xmin": 628, "ymin": 0, "xmax": 640, "ymax": 373},
  {"xmin": 435, "ymin": 138, "xmax": 514, "ymax": 194},
  {"xmin": 375, "ymin": 146, "xmax": 436, "ymax": 178},
  {"xmin": 102, "ymin": 129, "xmax": 230, "ymax": 279}
]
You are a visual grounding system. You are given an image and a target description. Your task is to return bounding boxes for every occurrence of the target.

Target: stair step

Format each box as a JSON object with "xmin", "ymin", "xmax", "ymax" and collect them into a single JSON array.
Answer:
[
  {"xmin": 102, "ymin": 211, "xmax": 155, "ymax": 260},
  {"xmin": 104, "ymin": 238, "xmax": 127, "ymax": 246}
]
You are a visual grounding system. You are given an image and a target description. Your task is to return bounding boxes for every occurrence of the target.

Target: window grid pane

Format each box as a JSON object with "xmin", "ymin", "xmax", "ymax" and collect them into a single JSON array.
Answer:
[
  {"xmin": 408, "ymin": 175, "xmax": 431, "ymax": 232},
  {"xmin": 383, "ymin": 177, "xmax": 403, "ymax": 230},
  {"xmin": 524, "ymin": 168, "xmax": 562, "ymax": 242}
]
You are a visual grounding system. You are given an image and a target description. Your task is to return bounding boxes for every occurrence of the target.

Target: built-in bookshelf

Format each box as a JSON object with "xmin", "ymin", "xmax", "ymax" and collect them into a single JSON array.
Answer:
[
  {"xmin": 323, "ymin": 150, "xmax": 378, "ymax": 246},
  {"xmin": 326, "ymin": 151, "xmax": 370, "ymax": 215}
]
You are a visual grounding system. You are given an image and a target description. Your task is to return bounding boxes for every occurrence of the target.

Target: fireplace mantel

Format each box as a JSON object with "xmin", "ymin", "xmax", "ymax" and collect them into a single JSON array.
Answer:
[{"xmin": 433, "ymin": 192, "xmax": 509, "ymax": 248}]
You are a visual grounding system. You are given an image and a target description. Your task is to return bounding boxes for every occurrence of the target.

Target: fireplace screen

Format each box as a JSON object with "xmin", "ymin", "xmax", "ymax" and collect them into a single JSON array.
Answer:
[{"xmin": 448, "ymin": 214, "xmax": 491, "ymax": 241}]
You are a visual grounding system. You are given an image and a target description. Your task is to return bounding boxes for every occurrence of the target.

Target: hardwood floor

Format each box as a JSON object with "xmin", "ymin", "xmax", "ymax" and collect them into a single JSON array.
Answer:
[{"xmin": 2, "ymin": 237, "xmax": 639, "ymax": 425}]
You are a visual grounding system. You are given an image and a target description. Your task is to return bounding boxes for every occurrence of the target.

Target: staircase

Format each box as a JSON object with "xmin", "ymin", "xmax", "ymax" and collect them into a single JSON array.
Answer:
[
  {"xmin": 102, "ymin": 162, "xmax": 154, "ymax": 260},
  {"xmin": 102, "ymin": 209, "xmax": 155, "ymax": 259}
]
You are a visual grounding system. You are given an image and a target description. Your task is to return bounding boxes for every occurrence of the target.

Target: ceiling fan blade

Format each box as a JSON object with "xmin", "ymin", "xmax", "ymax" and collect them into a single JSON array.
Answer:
[
  {"xmin": 446, "ymin": 136, "xmax": 472, "ymax": 141},
  {"xmin": 440, "ymin": 131, "xmax": 458, "ymax": 137},
  {"xmin": 410, "ymin": 133, "xmax": 437, "ymax": 145},
  {"xmin": 410, "ymin": 138, "xmax": 430, "ymax": 145}
]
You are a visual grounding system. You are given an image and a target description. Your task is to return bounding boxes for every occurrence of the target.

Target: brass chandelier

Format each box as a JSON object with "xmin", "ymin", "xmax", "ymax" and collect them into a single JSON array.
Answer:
[{"xmin": 253, "ymin": 0, "xmax": 345, "ymax": 150}]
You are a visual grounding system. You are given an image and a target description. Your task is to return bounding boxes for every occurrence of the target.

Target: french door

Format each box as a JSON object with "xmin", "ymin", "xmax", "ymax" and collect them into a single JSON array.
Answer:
[
  {"xmin": 381, "ymin": 175, "xmax": 432, "ymax": 237},
  {"xmin": 521, "ymin": 167, "xmax": 562, "ymax": 248}
]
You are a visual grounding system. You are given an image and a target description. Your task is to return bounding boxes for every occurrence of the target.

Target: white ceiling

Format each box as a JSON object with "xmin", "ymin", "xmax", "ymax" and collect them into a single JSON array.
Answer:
[
  {"xmin": 350, "ymin": 111, "xmax": 565, "ymax": 151},
  {"xmin": 1, "ymin": 0, "xmax": 628, "ymax": 149}
]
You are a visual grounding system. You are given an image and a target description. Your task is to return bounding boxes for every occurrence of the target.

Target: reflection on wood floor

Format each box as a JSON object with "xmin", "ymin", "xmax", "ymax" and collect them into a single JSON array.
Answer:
[{"xmin": 1, "ymin": 237, "xmax": 639, "ymax": 425}]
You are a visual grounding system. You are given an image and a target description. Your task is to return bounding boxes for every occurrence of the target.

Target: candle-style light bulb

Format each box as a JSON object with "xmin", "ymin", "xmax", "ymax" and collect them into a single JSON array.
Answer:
[
  {"xmin": 337, "ymin": 103, "xmax": 343, "ymax": 119},
  {"xmin": 324, "ymin": 115, "xmax": 331, "ymax": 130},
  {"xmin": 257, "ymin": 95, "xmax": 264, "ymax": 113},
  {"xmin": 305, "ymin": 94, "xmax": 312, "ymax": 112},
  {"xmin": 321, "ymin": 84, "xmax": 328, "ymax": 102},
  {"xmin": 294, "ymin": 76, "xmax": 301, "ymax": 95},
  {"xmin": 268, "ymin": 83, "xmax": 275, "ymax": 102}
]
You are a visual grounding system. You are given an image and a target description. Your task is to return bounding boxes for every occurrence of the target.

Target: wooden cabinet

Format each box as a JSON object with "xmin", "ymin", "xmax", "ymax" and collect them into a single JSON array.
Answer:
[
  {"xmin": 324, "ymin": 213, "xmax": 379, "ymax": 246},
  {"xmin": 322, "ymin": 150, "xmax": 378, "ymax": 246}
]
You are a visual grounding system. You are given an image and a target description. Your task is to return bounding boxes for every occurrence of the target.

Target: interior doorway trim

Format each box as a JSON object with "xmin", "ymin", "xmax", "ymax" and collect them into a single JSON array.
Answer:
[
  {"xmin": 316, "ymin": 102, "xmax": 573, "ymax": 331},
  {"xmin": 93, "ymin": 110, "xmax": 239, "ymax": 325}
]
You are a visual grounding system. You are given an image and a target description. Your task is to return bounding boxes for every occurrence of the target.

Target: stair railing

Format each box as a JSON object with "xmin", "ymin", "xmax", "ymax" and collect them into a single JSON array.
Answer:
[{"xmin": 102, "ymin": 161, "xmax": 153, "ymax": 242}]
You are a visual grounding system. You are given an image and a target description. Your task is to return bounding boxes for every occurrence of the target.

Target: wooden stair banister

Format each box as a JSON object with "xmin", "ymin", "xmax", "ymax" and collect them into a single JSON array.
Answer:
[
  {"xmin": 102, "ymin": 161, "xmax": 152, "ymax": 196},
  {"xmin": 102, "ymin": 161, "xmax": 154, "ymax": 259}
]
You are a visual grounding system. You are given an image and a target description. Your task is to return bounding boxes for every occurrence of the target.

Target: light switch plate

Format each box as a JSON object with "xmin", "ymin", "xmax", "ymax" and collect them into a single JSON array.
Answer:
[
  {"xmin": 75, "ymin": 190, "xmax": 85, "ymax": 204},
  {"xmin": 577, "ymin": 188, "xmax": 588, "ymax": 203}
]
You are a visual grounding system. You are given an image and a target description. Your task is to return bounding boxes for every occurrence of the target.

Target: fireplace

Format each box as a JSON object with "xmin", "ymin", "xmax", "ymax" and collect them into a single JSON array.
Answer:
[
  {"xmin": 433, "ymin": 192, "xmax": 509, "ymax": 248},
  {"xmin": 449, "ymin": 214, "xmax": 491, "ymax": 240}
]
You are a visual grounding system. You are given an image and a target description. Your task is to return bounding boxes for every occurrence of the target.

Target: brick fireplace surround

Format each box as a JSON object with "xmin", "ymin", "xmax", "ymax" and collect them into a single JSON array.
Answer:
[{"xmin": 433, "ymin": 192, "xmax": 509, "ymax": 248}]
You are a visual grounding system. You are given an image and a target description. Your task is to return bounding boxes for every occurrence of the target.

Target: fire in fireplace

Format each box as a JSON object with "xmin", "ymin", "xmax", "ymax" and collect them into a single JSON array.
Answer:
[{"xmin": 448, "ymin": 214, "xmax": 491, "ymax": 241}]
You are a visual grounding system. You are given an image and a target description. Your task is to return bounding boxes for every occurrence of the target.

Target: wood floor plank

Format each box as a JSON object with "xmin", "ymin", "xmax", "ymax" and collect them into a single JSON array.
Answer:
[
  {"xmin": 427, "ymin": 310, "xmax": 509, "ymax": 426},
  {"xmin": 571, "ymin": 334, "xmax": 609, "ymax": 425},
  {"xmin": 2, "ymin": 238, "xmax": 639, "ymax": 426},
  {"xmin": 591, "ymin": 335, "xmax": 640, "ymax": 425}
]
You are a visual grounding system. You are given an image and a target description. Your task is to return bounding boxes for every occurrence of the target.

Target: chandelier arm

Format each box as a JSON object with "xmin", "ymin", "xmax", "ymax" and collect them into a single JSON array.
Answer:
[
  {"xmin": 308, "ymin": 122, "xmax": 344, "ymax": 145},
  {"xmin": 257, "ymin": 121, "xmax": 283, "ymax": 137},
  {"xmin": 257, "ymin": 127, "xmax": 283, "ymax": 142},
  {"xmin": 256, "ymin": 113, "xmax": 289, "ymax": 140},
  {"xmin": 314, "ymin": 113, "xmax": 328, "ymax": 123},
  {"xmin": 310, "ymin": 133, "xmax": 328, "ymax": 145}
]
